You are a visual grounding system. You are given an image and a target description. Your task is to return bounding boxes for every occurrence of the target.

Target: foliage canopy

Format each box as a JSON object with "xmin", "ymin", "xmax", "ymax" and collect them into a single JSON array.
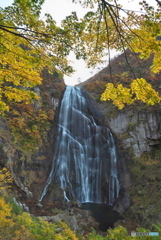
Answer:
[
  {"xmin": 0, "ymin": 0, "xmax": 77, "ymax": 114},
  {"xmin": 0, "ymin": 0, "xmax": 161, "ymax": 112},
  {"xmin": 73, "ymin": 0, "xmax": 161, "ymax": 108}
]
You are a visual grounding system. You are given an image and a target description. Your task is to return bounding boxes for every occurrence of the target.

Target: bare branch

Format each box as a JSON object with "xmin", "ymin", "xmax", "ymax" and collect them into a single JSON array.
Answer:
[
  {"xmin": 102, "ymin": 1, "xmax": 114, "ymax": 83},
  {"xmin": 155, "ymin": 0, "xmax": 161, "ymax": 7},
  {"xmin": 0, "ymin": 25, "xmax": 33, "ymax": 41}
]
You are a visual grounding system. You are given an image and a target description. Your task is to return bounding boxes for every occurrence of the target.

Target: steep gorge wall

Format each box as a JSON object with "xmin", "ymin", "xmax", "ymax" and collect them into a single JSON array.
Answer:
[
  {"xmin": 1, "ymin": 79, "xmax": 161, "ymax": 230},
  {"xmin": 106, "ymin": 109, "xmax": 161, "ymax": 157},
  {"xmin": 86, "ymin": 95, "xmax": 161, "ymax": 228}
]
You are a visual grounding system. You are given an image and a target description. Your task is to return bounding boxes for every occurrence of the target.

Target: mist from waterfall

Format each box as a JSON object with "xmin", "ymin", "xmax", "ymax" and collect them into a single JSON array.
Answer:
[{"xmin": 39, "ymin": 86, "xmax": 120, "ymax": 205}]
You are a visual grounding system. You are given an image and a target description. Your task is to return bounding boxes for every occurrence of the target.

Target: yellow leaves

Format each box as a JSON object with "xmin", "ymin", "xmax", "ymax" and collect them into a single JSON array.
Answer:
[
  {"xmin": 151, "ymin": 55, "xmax": 161, "ymax": 74},
  {"xmin": 101, "ymin": 78, "xmax": 161, "ymax": 109},
  {"xmin": 4, "ymin": 87, "xmax": 40, "ymax": 102},
  {"xmin": 0, "ymin": 29, "xmax": 44, "ymax": 114},
  {"xmin": 0, "ymin": 198, "xmax": 14, "ymax": 229},
  {"xmin": 107, "ymin": 226, "xmax": 131, "ymax": 240},
  {"xmin": 131, "ymin": 78, "xmax": 161, "ymax": 105},
  {"xmin": 16, "ymin": 212, "xmax": 34, "ymax": 227},
  {"xmin": 130, "ymin": 21, "xmax": 161, "ymax": 74},
  {"xmin": 35, "ymin": 111, "xmax": 49, "ymax": 122},
  {"xmin": 13, "ymin": 224, "xmax": 34, "ymax": 240},
  {"xmin": 0, "ymin": 60, "xmax": 42, "ymax": 87},
  {"xmin": 0, "ymin": 100, "xmax": 9, "ymax": 114},
  {"xmin": 14, "ymin": 213, "xmax": 78, "ymax": 240},
  {"xmin": 101, "ymin": 83, "xmax": 134, "ymax": 109},
  {"xmin": 0, "ymin": 167, "xmax": 13, "ymax": 193},
  {"xmin": 8, "ymin": 106, "xmax": 52, "ymax": 154},
  {"xmin": 56, "ymin": 221, "xmax": 79, "ymax": 240},
  {"xmin": 0, "ymin": 169, "xmax": 13, "ymax": 234}
]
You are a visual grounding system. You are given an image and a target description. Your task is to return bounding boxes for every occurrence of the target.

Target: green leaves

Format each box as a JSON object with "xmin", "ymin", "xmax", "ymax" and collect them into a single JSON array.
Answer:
[{"xmin": 13, "ymin": 0, "xmax": 45, "ymax": 16}]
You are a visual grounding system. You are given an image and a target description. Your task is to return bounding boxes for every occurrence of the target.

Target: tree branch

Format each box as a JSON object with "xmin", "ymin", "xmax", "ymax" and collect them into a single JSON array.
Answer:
[{"xmin": 155, "ymin": 0, "xmax": 161, "ymax": 7}]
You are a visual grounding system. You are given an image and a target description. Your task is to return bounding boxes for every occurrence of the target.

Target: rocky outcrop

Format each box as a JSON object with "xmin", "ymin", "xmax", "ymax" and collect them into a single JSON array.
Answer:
[
  {"xmin": 89, "ymin": 96, "xmax": 161, "ymax": 158},
  {"xmin": 40, "ymin": 203, "xmax": 124, "ymax": 233},
  {"xmin": 106, "ymin": 109, "xmax": 161, "ymax": 157},
  {"xmin": 41, "ymin": 208, "xmax": 98, "ymax": 234}
]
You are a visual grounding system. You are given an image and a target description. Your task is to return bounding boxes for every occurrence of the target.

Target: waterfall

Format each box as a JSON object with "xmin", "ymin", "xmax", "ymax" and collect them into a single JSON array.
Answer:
[{"xmin": 40, "ymin": 86, "xmax": 120, "ymax": 205}]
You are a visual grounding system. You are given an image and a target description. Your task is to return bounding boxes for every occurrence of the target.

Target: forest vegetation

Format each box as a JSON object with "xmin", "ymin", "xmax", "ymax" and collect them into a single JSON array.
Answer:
[
  {"xmin": 1, "ymin": 0, "xmax": 161, "ymax": 113},
  {"xmin": 0, "ymin": 0, "xmax": 161, "ymax": 239},
  {"xmin": 0, "ymin": 170, "xmax": 161, "ymax": 239}
]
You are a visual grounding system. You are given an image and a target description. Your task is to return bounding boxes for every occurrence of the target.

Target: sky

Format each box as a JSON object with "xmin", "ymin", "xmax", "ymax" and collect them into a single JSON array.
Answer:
[
  {"xmin": 40, "ymin": 0, "xmax": 139, "ymax": 85},
  {"xmin": 1, "ymin": 0, "xmax": 157, "ymax": 85},
  {"xmin": 41, "ymin": 0, "xmax": 112, "ymax": 85}
]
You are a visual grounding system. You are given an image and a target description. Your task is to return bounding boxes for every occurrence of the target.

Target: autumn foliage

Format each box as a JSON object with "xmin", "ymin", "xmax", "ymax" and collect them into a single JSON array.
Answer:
[
  {"xmin": 0, "ymin": 0, "xmax": 73, "ymax": 115},
  {"xmin": 0, "ymin": 194, "xmax": 161, "ymax": 239},
  {"xmin": 101, "ymin": 78, "xmax": 161, "ymax": 109},
  {"xmin": 0, "ymin": 166, "xmax": 79, "ymax": 239},
  {"xmin": 1, "ymin": 0, "xmax": 161, "ymax": 113}
]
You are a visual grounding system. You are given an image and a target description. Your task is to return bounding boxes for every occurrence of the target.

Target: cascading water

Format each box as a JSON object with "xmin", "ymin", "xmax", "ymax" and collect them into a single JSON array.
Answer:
[{"xmin": 40, "ymin": 86, "xmax": 120, "ymax": 205}]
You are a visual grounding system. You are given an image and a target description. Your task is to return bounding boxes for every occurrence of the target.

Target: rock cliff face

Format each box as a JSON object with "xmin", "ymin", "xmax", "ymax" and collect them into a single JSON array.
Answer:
[
  {"xmin": 106, "ymin": 109, "xmax": 161, "ymax": 157},
  {"xmin": 83, "ymin": 93, "xmax": 161, "ymax": 228},
  {"xmin": 79, "ymin": 49, "xmax": 161, "ymax": 158}
]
